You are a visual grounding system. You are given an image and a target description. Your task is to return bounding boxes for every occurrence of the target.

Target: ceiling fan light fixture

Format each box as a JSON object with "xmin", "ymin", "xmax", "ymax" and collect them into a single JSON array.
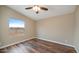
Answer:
[
  {"xmin": 25, "ymin": 5, "xmax": 48, "ymax": 14},
  {"xmin": 32, "ymin": 5, "xmax": 40, "ymax": 12}
]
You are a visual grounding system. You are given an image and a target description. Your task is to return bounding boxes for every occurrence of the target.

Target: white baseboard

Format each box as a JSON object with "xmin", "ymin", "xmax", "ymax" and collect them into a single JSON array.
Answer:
[
  {"xmin": 36, "ymin": 37, "xmax": 75, "ymax": 48},
  {"xmin": 0, "ymin": 37, "xmax": 35, "ymax": 49}
]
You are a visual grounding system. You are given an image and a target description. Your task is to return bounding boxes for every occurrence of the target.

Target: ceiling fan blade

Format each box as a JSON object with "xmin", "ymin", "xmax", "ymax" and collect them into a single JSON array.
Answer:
[
  {"xmin": 25, "ymin": 7, "xmax": 32, "ymax": 9},
  {"xmin": 40, "ymin": 7, "xmax": 48, "ymax": 11}
]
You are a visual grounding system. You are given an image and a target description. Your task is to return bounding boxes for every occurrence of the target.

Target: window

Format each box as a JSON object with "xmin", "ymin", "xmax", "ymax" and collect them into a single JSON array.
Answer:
[{"xmin": 9, "ymin": 18, "xmax": 25, "ymax": 35}]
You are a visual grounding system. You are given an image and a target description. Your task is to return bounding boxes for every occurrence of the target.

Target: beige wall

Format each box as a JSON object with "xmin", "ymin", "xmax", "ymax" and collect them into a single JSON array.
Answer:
[
  {"xmin": 74, "ymin": 6, "xmax": 79, "ymax": 52},
  {"xmin": 36, "ymin": 13, "xmax": 75, "ymax": 46},
  {"xmin": 0, "ymin": 7, "xmax": 2, "ymax": 46},
  {"xmin": 0, "ymin": 6, "xmax": 36, "ymax": 47}
]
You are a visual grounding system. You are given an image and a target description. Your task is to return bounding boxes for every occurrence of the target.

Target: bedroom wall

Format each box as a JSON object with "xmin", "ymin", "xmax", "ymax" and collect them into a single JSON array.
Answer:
[
  {"xmin": 0, "ymin": 7, "xmax": 2, "ymax": 46},
  {"xmin": 0, "ymin": 6, "xmax": 36, "ymax": 48},
  {"xmin": 36, "ymin": 13, "xmax": 75, "ymax": 46},
  {"xmin": 74, "ymin": 6, "xmax": 79, "ymax": 52}
]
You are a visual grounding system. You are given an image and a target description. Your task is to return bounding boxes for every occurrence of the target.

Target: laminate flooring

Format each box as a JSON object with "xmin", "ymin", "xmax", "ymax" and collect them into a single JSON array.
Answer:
[{"xmin": 0, "ymin": 38, "xmax": 76, "ymax": 53}]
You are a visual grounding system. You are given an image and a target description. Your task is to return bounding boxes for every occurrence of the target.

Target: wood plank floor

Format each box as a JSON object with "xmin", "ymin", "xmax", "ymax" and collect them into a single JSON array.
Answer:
[{"xmin": 0, "ymin": 38, "xmax": 76, "ymax": 53}]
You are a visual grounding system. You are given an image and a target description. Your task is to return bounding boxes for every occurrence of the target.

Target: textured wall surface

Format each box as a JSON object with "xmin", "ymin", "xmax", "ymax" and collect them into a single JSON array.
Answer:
[
  {"xmin": 36, "ymin": 13, "xmax": 75, "ymax": 46},
  {"xmin": 0, "ymin": 6, "xmax": 36, "ymax": 47}
]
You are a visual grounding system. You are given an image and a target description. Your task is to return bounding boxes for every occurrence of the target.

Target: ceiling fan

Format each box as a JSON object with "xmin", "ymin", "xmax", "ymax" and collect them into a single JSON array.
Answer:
[{"xmin": 25, "ymin": 5, "xmax": 48, "ymax": 14}]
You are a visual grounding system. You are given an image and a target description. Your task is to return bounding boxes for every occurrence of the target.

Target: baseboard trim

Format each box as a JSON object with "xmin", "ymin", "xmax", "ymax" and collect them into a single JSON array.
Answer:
[
  {"xmin": 0, "ymin": 37, "xmax": 35, "ymax": 49},
  {"xmin": 73, "ymin": 47, "xmax": 78, "ymax": 53},
  {"xmin": 36, "ymin": 37, "xmax": 75, "ymax": 47},
  {"xmin": 37, "ymin": 37, "xmax": 78, "ymax": 52}
]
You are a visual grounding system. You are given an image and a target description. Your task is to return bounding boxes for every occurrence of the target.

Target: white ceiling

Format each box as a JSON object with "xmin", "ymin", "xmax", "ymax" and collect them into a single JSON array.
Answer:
[{"xmin": 7, "ymin": 5, "xmax": 76, "ymax": 20}]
